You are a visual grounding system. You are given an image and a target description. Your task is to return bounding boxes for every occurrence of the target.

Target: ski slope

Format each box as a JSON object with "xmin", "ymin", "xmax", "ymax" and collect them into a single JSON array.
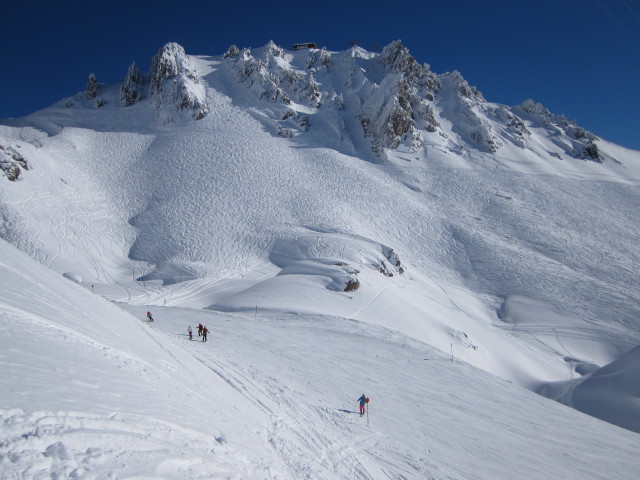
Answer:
[{"xmin": 1, "ymin": 240, "xmax": 639, "ymax": 479}]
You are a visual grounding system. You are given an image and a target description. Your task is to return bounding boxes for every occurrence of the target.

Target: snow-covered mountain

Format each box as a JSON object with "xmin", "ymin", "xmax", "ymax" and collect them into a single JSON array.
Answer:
[{"xmin": 1, "ymin": 40, "xmax": 640, "ymax": 478}]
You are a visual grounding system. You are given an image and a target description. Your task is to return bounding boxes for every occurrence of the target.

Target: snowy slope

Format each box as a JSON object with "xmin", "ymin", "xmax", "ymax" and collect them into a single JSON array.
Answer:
[
  {"xmin": 2, "ymin": 239, "xmax": 640, "ymax": 479},
  {"xmin": 1, "ymin": 40, "xmax": 640, "ymax": 472},
  {"xmin": 0, "ymin": 239, "xmax": 292, "ymax": 478}
]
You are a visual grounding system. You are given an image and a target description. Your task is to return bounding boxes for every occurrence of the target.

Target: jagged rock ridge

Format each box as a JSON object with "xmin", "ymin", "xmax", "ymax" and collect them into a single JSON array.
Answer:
[
  {"xmin": 222, "ymin": 39, "xmax": 607, "ymax": 163},
  {"xmin": 67, "ymin": 40, "xmax": 608, "ymax": 163},
  {"xmin": 517, "ymin": 99, "xmax": 602, "ymax": 161},
  {"xmin": 71, "ymin": 43, "xmax": 209, "ymax": 122}
]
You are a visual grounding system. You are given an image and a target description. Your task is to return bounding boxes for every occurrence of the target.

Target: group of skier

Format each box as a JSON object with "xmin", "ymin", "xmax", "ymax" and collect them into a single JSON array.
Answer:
[
  {"xmin": 145, "ymin": 312, "xmax": 209, "ymax": 342},
  {"xmin": 187, "ymin": 323, "xmax": 209, "ymax": 341}
]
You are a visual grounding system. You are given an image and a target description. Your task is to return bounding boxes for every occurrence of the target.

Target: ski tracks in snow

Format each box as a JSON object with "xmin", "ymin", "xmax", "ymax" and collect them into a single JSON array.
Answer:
[
  {"xmin": 192, "ymin": 346, "xmax": 379, "ymax": 479},
  {"xmin": 146, "ymin": 308, "xmax": 450, "ymax": 480}
]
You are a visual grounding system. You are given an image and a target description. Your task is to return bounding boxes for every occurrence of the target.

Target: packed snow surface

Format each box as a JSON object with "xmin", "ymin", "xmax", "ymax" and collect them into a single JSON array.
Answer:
[
  {"xmin": 1, "ymin": 41, "xmax": 640, "ymax": 478},
  {"xmin": 2, "ymin": 240, "xmax": 640, "ymax": 479}
]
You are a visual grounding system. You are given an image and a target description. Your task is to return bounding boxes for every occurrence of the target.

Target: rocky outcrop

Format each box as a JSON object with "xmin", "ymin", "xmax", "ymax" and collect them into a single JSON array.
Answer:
[
  {"xmin": 86, "ymin": 73, "xmax": 99, "ymax": 100},
  {"xmin": 218, "ymin": 40, "xmax": 609, "ymax": 163},
  {"xmin": 222, "ymin": 44, "xmax": 240, "ymax": 59},
  {"xmin": 234, "ymin": 44, "xmax": 328, "ymax": 109},
  {"xmin": 121, "ymin": 62, "xmax": 143, "ymax": 107},
  {"xmin": 234, "ymin": 47, "xmax": 292, "ymax": 105},
  {"xmin": 437, "ymin": 71, "xmax": 503, "ymax": 154},
  {"xmin": 378, "ymin": 247, "xmax": 405, "ymax": 277},
  {"xmin": 306, "ymin": 48, "xmax": 331, "ymax": 70},
  {"xmin": 518, "ymin": 99, "xmax": 602, "ymax": 161},
  {"xmin": 149, "ymin": 42, "xmax": 209, "ymax": 122},
  {"xmin": 358, "ymin": 41, "xmax": 441, "ymax": 156},
  {"xmin": 0, "ymin": 144, "xmax": 28, "ymax": 181}
]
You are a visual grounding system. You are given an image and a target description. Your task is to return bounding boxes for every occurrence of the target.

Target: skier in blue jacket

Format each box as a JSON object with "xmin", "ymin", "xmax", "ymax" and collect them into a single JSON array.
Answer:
[{"xmin": 357, "ymin": 394, "xmax": 367, "ymax": 415}]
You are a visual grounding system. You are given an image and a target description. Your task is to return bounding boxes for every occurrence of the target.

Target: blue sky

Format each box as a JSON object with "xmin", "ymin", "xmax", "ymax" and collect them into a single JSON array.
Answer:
[{"xmin": 3, "ymin": 0, "xmax": 639, "ymax": 150}]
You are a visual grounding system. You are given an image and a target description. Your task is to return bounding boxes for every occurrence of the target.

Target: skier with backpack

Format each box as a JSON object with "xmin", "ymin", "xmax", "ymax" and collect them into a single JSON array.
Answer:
[
  {"xmin": 202, "ymin": 326, "xmax": 209, "ymax": 342},
  {"xmin": 146, "ymin": 311, "xmax": 154, "ymax": 322},
  {"xmin": 357, "ymin": 394, "xmax": 368, "ymax": 416}
]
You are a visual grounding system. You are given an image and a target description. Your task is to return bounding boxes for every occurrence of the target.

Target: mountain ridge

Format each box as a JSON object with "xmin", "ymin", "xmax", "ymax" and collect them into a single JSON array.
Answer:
[{"xmin": 7, "ymin": 40, "xmax": 626, "ymax": 164}]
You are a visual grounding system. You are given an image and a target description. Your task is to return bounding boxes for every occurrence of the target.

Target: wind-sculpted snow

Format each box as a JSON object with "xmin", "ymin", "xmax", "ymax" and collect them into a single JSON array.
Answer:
[{"xmin": 572, "ymin": 346, "xmax": 640, "ymax": 433}]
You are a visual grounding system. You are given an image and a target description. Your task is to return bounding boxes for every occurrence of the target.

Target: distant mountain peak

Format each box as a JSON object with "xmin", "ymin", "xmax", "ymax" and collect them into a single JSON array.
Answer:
[{"xmin": 379, "ymin": 40, "xmax": 423, "ymax": 77}]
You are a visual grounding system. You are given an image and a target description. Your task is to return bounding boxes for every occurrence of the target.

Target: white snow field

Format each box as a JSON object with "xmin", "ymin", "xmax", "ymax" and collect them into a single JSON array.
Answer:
[
  {"xmin": 1, "ymin": 41, "xmax": 640, "ymax": 478},
  {"xmin": 2, "ymin": 240, "xmax": 640, "ymax": 479}
]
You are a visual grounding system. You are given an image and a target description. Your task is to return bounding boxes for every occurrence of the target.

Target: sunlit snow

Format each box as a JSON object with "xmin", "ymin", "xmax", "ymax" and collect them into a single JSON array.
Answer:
[{"xmin": 1, "ymin": 41, "xmax": 639, "ymax": 479}]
